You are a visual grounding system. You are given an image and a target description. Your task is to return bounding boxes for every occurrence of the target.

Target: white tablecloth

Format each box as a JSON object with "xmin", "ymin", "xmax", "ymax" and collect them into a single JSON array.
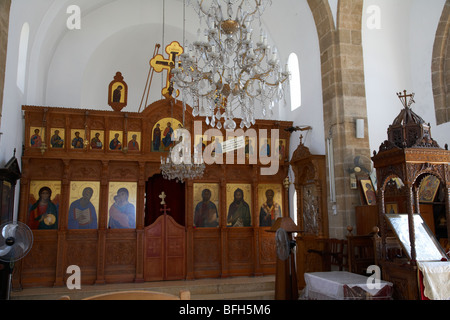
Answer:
[
  {"xmin": 304, "ymin": 271, "xmax": 393, "ymax": 300},
  {"xmin": 418, "ymin": 261, "xmax": 450, "ymax": 300}
]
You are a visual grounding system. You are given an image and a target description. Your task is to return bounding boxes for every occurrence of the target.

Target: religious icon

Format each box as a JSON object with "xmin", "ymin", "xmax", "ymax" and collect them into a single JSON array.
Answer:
[
  {"xmin": 419, "ymin": 175, "xmax": 440, "ymax": 203},
  {"xmin": 71, "ymin": 129, "xmax": 85, "ymax": 149},
  {"xmin": 258, "ymin": 184, "xmax": 283, "ymax": 227},
  {"xmin": 30, "ymin": 127, "xmax": 44, "ymax": 148},
  {"xmin": 275, "ymin": 139, "xmax": 286, "ymax": 160},
  {"xmin": 151, "ymin": 118, "xmax": 183, "ymax": 152},
  {"xmin": 50, "ymin": 128, "xmax": 65, "ymax": 149},
  {"xmin": 226, "ymin": 184, "xmax": 252, "ymax": 227},
  {"xmin": 259, "ymin": 138, "xmax": 271, "ymax": 157},
  {"xmin": 90, "ymin": 130, "xmax": 104, "ymax": 150},
  {"xmin": 108, "ymin": 72, "xmax": 128, "ymax": 112},
  {"xmin": 193, "ymin": 183, "xmax": 219, "ymax": 228},
  {"xmin": 108, "ymin": 182, "xmax": 137, "ymax": 229},
  {"xmin": 385, "ymin": 202, "xmax": 398, "ymax": 214},
  {"xmin": 27, "ymin": 180, "xmax": 61, "ymax": 230},
  {"xmin": 127, "ymin": 131, "xmax": 141, "ymax": 151},
  {"xmin": 109, "ymin": 131, "xmax": 123, "ymax": 151},
  {"xmin": 68, "ymin": 181, "xmax": 100, "ymax": 229},
  {"xmin": 361, "ymin": 179, "xmax": 377, "ymax": 205}
]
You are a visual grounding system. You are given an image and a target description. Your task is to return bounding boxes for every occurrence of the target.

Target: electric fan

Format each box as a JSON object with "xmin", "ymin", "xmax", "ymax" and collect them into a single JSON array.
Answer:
[
  {"xmin": 276, "ymin": 228, "xmax": 291, "ymax": 261},
  {"xmin": 274, "ymin": 227, "xmax": 298, "ymax": 300},
  {"xmin": 0, "ymin": 221, "xmax": 33, "ymax": 300}
]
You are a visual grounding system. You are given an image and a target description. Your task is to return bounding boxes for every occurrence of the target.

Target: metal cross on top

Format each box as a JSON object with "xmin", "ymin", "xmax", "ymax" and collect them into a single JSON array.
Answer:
[
  {"xmin": 397, "ymin": 90, "xmax": 415, "ymax": 109},
  {"xmin": 150, "ymin": 41, "xmax": 184, "ymax": 99}
]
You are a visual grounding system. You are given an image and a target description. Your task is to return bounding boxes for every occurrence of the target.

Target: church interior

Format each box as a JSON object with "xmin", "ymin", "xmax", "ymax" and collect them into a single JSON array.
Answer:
[{"xmin": 0, "ymin": 0, "xmax": 449, "ymax": 302}]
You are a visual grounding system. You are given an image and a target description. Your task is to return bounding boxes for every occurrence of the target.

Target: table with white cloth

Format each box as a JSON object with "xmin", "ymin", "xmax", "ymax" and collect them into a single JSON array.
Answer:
[
  {"xmin": 417, "ymin": 261, "xmax": 450, "ymax": 300},
  {"xmin": 303, "ymin": 271, "xmax": 393, "ymax": 300}
]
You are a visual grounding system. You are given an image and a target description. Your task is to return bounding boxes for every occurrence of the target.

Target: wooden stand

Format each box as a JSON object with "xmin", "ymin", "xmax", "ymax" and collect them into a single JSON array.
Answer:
[
  {"xmin": 372, "ymin": 95, "xmax": 450, "ymax": 300},
  {"xmin": 290, "ymin": 140, "xmax": 329, "ymax": 289},
  {"xmin": 268, "ymin": 217, "xmax": 301, "ymax": 300}
]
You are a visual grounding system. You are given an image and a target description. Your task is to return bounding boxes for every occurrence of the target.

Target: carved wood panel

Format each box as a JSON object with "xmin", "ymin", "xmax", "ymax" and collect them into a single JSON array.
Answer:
[
  {"xmin": 144, "ymin": 214, "xmax": 185, "ymax": 281},
  {"xmin": 17, "ymin": 103, "xmax": 292, "ymax": 288}
]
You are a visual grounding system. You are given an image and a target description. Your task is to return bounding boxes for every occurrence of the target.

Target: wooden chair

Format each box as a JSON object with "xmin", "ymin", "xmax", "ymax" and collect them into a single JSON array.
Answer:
[
  {"xmin": 346, "ymin": 226, "xmax": 377, "ymax": 275},
  {"xmin": 60, "ymin": 289, "xmax": 190, "ymax": 300},
  {"xmin": 307, "ymin": 238, "xmax": 348, "ymax": 271}
]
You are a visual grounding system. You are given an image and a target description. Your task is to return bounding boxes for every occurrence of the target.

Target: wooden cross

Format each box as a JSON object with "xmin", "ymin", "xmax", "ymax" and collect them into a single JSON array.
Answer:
[
  {"xmin": 150, "ymin": 41, "xmax": 184, "ymax": 99},
  {"xmin": 160, "ymin": 204, "xmax": 171, "ymax": 216},
  {"xmin": 159, "ymin": 191, "xmax": 167, "ymax": 205}
]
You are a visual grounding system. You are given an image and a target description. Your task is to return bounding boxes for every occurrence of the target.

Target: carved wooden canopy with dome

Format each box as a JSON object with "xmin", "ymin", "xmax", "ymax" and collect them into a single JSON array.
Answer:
[{"xmin": 372, "ymin": 91, "xmax": 450, "ymax": 300}]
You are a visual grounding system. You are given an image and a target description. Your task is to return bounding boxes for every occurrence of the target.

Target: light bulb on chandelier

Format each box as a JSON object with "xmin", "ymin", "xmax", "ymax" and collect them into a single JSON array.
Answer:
[{"xmin": 171, "ymin": 0, "xmax": 290, "ymax": 131}]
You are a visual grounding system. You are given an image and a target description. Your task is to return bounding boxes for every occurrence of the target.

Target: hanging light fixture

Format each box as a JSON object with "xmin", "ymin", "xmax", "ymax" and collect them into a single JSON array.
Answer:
[
  {"xmin": 159, "ymin": 1, "xmax": 205, "ymax": 183},
  {"xmin": 171, "ymin": 0, "xmax": 290, "ymax": 131}
]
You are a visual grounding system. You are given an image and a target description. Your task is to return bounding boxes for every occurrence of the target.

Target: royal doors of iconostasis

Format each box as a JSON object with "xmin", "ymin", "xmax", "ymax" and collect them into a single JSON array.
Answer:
[{"xmin": 144, "ymin": 174, "xmax": 186, "ymax": 281}]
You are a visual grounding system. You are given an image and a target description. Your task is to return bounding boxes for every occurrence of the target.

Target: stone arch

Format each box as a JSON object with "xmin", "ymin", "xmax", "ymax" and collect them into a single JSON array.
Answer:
[
  {"xmin": 432, "ymin": 0, "xmax": 450, "ymax": 125},
  {"xmin": 307, "ymin": 0, "xmax": 371, "ymax": 238}
]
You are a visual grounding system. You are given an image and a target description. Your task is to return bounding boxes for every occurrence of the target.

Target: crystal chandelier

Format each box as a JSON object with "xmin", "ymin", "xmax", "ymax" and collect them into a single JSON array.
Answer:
[
  {"xmin": 171, "ymin": 0, "xmax": 290, "ymax": 131},
  {"xmin": 159, "ymin": 100, "xmax": 206, "ymax": 183},
  {"xmin": 160, "ymin": 144, "xmax": 206, "ymax": 183}
]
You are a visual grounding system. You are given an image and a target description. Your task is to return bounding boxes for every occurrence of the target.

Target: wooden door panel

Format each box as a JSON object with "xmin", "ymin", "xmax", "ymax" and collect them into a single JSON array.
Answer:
[{"xmin": 144, "ymin": 214, "xmax": 185, "ymax": 281}]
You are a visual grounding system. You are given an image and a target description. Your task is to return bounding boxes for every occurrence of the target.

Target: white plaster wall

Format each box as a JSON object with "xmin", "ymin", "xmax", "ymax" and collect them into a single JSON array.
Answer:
[
  {"xmin": 408, "ymin": 0, "xmax": 450, "ymax": 148},
  {"xmin": 362, "ymin": 0, "xmax": 449, "ymax": 154}
]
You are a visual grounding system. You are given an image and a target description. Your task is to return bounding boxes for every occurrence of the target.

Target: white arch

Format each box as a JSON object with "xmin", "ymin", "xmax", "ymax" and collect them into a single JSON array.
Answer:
[{"xmin": 17, "ymin": 22, "xmax": 29, "ymax": 93}]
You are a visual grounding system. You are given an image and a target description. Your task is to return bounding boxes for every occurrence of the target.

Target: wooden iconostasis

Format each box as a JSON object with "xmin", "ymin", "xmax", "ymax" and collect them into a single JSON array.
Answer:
[{"xmin": 15, "ymin": 100, "xmax": 293, "ymax": 288}]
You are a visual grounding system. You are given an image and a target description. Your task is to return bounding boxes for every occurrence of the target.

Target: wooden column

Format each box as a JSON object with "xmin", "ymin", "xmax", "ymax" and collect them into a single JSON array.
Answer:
[
  {"xmin": 134, "ymin": 162, "xmax": 146, "ymax": 283},
  {"xmin": 95, "ymin": 160, "xmax": 109, "ymax": 285},
  {"xmin": 186, "ymin": 180, "xmax": 195, "ymax": 280},
  {"xmin": 53, "ymin": 160, "xmax": 71, "ymax": 287},
  {"xmin": 405, "ymin": 184, "xmax": 417, "ymax": 265}
]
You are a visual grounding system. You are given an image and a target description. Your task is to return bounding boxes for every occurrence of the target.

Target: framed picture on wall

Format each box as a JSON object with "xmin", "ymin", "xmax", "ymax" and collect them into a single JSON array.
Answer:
[
  {"xmin": 419, "ymin": 175, "xmax": 440, "ymax": 203},
  {"xmin": 360, "ymin": 179, "xmax": 377, "ymax": 206},
  {"xmin": 151, "ymin": 118, "xmax": 183, "ymax": 152},
  {"xmin": 127, "ymin": 131, "xmax": 141, "ymax": 151},
  {"xmin": 50, "ymin": 128, "xmax": 65, "ymax": 149},
  {"xmin": 68, "ymin": 181, "xmax": 100, "ymax": 230},
  {"xmin": 90, "ymin": 130, "xmax": 104, "ymax": 150},
  {"xmin": 70, "ymin": 129, "xmax": 85, "ymax": 149},
  {"xmin": 193, "ymin": 183, "xmax": 219, "ymax": 228},
  {"xmin": 28, "ymin": 180, "xmax": 61, "ymax": 230},
  {"xmin": 385, "ymin": 202, "xmax": 398, "ymax": 214},
  {"xmin": 30, "ymin": 127, "xmax": 44, "ymax": 148},
  {"xmin": 107, "ymin": 182, "xmax": 137, "ymax": 229},
  {"xmin": 108, "ymin": 131, "xmax": 123, "ymax": 151},
  {"xmin": 108, "ymin": 72, "xmax": 128, "ymax": 112},
  {"xmin": 226, "ymin": 184, "xmax": 252, "ymax": 227},
  {"xmin": 258, "ymin": 184, "xmax": 283, "ymax": 227}
]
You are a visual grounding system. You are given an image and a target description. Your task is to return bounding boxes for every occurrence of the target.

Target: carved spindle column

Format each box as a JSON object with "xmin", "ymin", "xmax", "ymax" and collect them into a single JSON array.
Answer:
[
  {"xmin": 406, "ymin": 184, "xmax": 417, "ymax": 265},
  {"xmin": 413, "ymin": 185, "xmax": 420, "ymax": 214},
  {"xmin": 377, "ymin": 186, "xmax": 387, "ymax": 261},
  {"xmin": 446, "ymin": 185, "xmax": 450, "ymax": 245},
  {"xmin": 134, "ymin": 162, "xmax": 146, "ymax": 283}
]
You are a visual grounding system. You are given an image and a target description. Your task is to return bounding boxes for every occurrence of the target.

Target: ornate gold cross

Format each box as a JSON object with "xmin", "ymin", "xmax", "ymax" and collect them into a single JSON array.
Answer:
[
  {"xmin": 150, "ymin": 41, "xmax": 184, "ymax": 99},
  {"xmin": 159, "ymin": 191, "xmax": 167, "ymax": 205}
]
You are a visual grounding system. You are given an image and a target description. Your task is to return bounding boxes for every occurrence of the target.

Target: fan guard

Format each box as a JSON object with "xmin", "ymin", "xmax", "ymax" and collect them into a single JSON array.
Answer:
[
  {"xmin": 275, "ymin": 228, "xmax": 291, "ymax": 261},
  {"xmin": 0, "ymin": 221, "xmax": 33, "ymax": 263}
]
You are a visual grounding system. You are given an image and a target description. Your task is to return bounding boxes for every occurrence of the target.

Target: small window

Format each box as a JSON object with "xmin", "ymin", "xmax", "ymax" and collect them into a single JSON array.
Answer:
[
  {"xmin": 17, "ymin": 23, "xmax": 30, "ymax": 93},
  {"xmin": 288, "ymin": 53, "xmax": 301, "ymax": 111},
  {"xmin": 292, "ymin": 190, "xmax": 298, "ymax": 225}
]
